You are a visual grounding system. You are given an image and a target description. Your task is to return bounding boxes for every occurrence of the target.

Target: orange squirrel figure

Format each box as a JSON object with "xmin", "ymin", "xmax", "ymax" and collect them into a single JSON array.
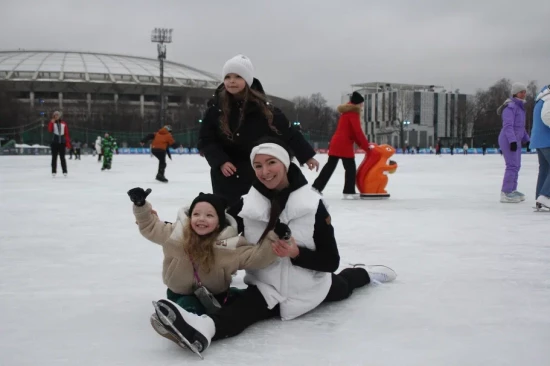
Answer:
[{"xmin": 356, "ymin": 144, "xmax": 398, "ymax": 198}]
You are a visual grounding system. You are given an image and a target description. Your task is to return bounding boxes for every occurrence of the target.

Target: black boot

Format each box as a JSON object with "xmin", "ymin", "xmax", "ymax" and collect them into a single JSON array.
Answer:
[{"xmin": 156, "ymin": 166, "xmax": 168, "ymax": 183}]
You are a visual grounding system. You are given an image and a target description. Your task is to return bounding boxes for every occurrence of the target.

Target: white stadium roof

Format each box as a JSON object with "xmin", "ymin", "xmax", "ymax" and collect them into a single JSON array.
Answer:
[{"xmin": 0, "ymin": 50, "xmax": 221, "ymax": 88}]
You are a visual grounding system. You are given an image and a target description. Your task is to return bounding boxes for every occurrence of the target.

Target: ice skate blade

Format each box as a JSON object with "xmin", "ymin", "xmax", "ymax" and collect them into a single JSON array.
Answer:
[
  {"xmin": 151, "ymin": 301, "xmax": 204, "ymax": 359},
  {"xmin": 360, "ymin": 193, "xmax": 390, "ymax": 200}
]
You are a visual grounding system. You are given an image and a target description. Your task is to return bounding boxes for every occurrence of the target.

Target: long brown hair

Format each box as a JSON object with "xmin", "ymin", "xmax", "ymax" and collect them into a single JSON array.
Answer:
[
  {"xmin": 182, "ymin": 219, "xmax": 220, "ymax": 273},
  {"xmin": 218, "ymin": 85, "xmax": 278, "ymax": 138},
  {"xmin": 257, "ymin": 198, "xmax": 283, "ymax": 244}
]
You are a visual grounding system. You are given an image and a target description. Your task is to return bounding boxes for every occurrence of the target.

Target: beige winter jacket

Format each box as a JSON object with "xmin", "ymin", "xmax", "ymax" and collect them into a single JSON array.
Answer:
[{"xmin": 133, "ymin": 202, "xmax": 279, "ymax": 295}]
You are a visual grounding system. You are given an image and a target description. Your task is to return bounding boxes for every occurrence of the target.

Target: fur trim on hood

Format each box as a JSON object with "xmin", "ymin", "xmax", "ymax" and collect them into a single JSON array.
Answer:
[
  {"xmin": 337, "ymin": 103, "xmax": 361, "ymax": 114},
  {"xmin": 496, "ymin": 98, "xmax": 526, "ymax": 115},
  {"xmin": 536, "ymin": 85, "xmax": 550, "ymax": 102}
]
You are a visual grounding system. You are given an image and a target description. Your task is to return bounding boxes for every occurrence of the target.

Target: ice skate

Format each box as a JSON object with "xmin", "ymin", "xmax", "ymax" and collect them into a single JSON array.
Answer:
[
  {"xmin": 342, "ymin": 193, "xmax": 359, "ymax": 200},
  {"xmin": 366, "ymin": 265, "xmax": 397, "ymax": 284},
  {"xmin": 535, "ymin": 196, "xmax": 550, "ymax": 212},
  {"xmin": 152, "ymin": 300, "xmax": 215, "ymax": 358},
  {"xmin": 52, "ymin": 173, "xmax": 56, "ymax": 178},
  {"xmin": 500, "ymin": 192, "xmax": 521, "ymax": 203},
  {"xmin": 156, "ymin": 174, "xmax": 168, "ymax": 183},
  {"xmin": 536, "ymin": 195, "xmax": 550, "ymax": 208},
  {"xmin": 63, "ymin": 173, "xmax": 67, "ymax": 177},
  {"xmin": 512, "ymin": 190, "xmax": 526, "ymax": 201},
  {"xmin": 150, "ymin": 313, "xmax": 186, "ymax": 347}
]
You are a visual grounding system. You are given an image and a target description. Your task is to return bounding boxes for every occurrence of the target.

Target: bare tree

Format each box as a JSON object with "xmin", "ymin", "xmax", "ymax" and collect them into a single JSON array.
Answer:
[
  {"xmin": 456, "ymin": 96, "xmax": 478, "ymax": 143},
  {"xmin": 291, "ymin": 93, "xmax": 338, "ymax": 138},
  {"xmin": 525, "ymin": 80, "xmax": 538, "ymax": 134},
  {"xmin": 375, "ymin": 90, "xmax": 414, "ymax": 149}
]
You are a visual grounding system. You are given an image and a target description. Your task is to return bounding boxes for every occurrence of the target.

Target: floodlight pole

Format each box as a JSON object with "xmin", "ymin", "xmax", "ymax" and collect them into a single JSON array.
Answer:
[{"xmin": 151, "ymin": 28, "xmax": 173, "ymax": 128}]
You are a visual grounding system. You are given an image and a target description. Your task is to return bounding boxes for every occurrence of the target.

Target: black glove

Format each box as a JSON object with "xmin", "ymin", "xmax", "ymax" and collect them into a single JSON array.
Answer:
[
  {"xmin": 510, "ymin": 142, "xmax": 517, "ymax": 152},
  {"xmin": 127, "ymin": 187, "xmax": 152, "ymax": 207},
  {"xmin": 274, "ymin": 221, "xmax": 291, "ymax": 241}
]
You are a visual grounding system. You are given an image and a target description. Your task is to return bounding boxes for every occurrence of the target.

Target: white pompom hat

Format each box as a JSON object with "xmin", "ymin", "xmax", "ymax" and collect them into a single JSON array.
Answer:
[{"xmin": 222, "ymin": 54, "xmax": 254, "ymax": 86}]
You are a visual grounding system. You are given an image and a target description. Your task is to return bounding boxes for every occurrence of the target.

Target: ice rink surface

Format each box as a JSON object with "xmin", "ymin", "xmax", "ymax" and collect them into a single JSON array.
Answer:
[{"xmin": 1, "ymin": 153, "xmax": 548, "ymax": 366}]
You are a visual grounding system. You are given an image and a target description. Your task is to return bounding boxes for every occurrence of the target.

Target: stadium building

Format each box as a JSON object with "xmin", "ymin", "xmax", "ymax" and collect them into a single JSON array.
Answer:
[{"xmin": 0, "ymin": 50, "xmax": 293, "ymax": 146}]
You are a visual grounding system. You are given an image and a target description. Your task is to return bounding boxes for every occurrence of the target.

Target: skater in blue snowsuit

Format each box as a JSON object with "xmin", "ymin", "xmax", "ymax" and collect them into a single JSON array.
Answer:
[{"xmin": 529, "ymin": 84, "xmax": 550, "ymax": 209}]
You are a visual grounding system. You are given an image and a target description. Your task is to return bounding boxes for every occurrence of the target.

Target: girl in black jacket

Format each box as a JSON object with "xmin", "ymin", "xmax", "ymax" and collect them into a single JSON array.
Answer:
[{"xmin": 198, "ymin": 54, "xmax": 319, "ymax": 206}]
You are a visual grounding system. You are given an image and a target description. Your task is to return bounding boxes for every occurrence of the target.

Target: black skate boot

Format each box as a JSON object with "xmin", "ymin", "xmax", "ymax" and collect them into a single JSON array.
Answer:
[{"xmin": 156, "ymin": 166, "xmax": 168, "ymax": 183}]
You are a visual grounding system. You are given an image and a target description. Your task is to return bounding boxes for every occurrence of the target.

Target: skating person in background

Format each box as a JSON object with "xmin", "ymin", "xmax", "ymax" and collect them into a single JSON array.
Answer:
[
  {"xmin": 48, "ymin": 111, "xmax": 70, "ymax": 177},
  {"xmin": 198, "ymin": 54, "xmax": 319, "ymax": 206},
  {"xmin": 151, "ymin": 138, "xmax": 396, "ymax": 356},
  {"xmin": 94, "ymin": 136, "xmax": 102, "ymax": 162},
  {"xmin": 101, "ymin": 132, "xmax": 117, "ymax": 171},
  {"xmin": 68, "ymin": 144, "xmax": 75, "ymax": 159},
  {"xmin": 497, "ymin": 82, "xmax": 530, "ymax": 203},
  {"xmin": 463, "ymin": 143, "xmax": 468, "ymax": 155},
  {"xmin": 128, "ymin": 189, "xmax": 281, "ymax": 337},
  {"xmin": 312, "ymin": 92, "xmax": 370, "ymax": 199},
  {"xmin": 482, "ymin": 141, "xmax": 487, "ymax": 155},
  {"xmin": 72, "ymin": 140, "xmax": 81, "ymax": 160},
  {"xmin": 435, "ymin": 139, "xmax": 442, "ymax": 156},
  {"xmin": 140, "ymin": 125, "xmax": 178, "ymax": 183},
  {"xmin": 529, "ymin": 84, "xmax": 550, "ymax": 210}
]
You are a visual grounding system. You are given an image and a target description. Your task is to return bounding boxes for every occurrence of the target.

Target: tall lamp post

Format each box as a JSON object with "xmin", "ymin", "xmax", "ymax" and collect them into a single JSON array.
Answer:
[{"xmin": 151, "ymin": 28, "xmax": 173, "ymax": 128}]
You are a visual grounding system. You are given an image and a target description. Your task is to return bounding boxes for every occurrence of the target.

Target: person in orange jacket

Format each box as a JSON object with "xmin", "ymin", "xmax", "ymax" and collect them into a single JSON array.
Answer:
[
  {"xmin": 312, "ymin": 92, "xmax": 370, "ymax": 199},
  {"xmin": 141, "ymin": 125, "xmax": 178, "ymax": 182},
  {"xmin": 48, "ymin": 111, "xmax": 71, "ymax": 177}
]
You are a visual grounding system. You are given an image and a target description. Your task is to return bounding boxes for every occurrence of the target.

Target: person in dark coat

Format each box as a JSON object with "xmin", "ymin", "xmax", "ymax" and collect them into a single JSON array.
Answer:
[
  {"xmin": 312, "ymin": 92, "xmax": 369, "ymax": 198},
  {"xmin": 141, "ymin": 125, "xmax": 178, "ymax": 183},
  {"xmin": 198, "ymin": 54, "xmax": 319, "ymax": 206}
]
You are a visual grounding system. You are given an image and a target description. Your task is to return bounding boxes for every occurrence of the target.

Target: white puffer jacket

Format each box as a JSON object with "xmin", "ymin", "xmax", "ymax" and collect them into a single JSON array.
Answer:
[{"xmin": 239, "ymin": 185, "xmax": 332, "ymax": 320}]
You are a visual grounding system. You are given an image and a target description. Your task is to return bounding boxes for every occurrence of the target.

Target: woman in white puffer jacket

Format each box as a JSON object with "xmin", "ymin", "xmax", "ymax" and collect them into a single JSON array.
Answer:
[{"xmin": 151, "ymin": 137, "xmax": 397, "ymax": 355}]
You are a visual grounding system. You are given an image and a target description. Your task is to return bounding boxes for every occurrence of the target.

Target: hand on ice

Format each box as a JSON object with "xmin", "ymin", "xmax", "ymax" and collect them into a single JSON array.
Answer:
[{"xmin": 127, "ymin": 187, "xmax": 152, "ymax": 207}]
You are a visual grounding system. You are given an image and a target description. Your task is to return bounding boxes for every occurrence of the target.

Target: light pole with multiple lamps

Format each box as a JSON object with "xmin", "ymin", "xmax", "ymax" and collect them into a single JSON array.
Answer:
[{"xmin": 151, "ymin": 28, "xmax": 173, "ymax": 128}]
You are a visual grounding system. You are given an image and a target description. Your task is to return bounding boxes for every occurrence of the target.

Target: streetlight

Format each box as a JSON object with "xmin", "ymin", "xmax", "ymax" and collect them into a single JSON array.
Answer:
[{"xmin": 151, "ymin": 28, "xmax": 173, "ymax": 128}]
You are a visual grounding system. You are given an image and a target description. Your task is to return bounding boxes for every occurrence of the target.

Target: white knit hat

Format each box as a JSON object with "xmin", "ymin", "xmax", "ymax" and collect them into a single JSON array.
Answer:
[
  {"xmin": 222, "ymin": 55, "xmax": 254, "ymax": 86},
  {"xmin": 511, "ymin": 82, "xmax": 527, "ymax": 96},
  {"xmin": 250, "ymin": 143, "xmax": 291, "ymax": 170}
]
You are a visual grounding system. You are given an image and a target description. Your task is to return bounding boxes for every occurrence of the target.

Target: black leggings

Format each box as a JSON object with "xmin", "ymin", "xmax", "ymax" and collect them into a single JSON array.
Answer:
[
  {"xmin": 51, "ymin": 142, "xmax": 67, "ymax": 174},
  {"xmin": 210, "ymin": 268, "xmax": 369, "ymax": 340},
  {"xmin": 312, "ymin": 156, "xmax": 357, "ymax": 194}
]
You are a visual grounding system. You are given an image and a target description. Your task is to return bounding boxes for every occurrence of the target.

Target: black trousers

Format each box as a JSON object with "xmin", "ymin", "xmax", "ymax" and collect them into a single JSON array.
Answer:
[
  {"xmin": 75, "ymin": 148, "xmax": 81, "ymax": 159},
  {"xmin": 210, "ymin": 268, "xmax": 369, "ymax": 340},
  {"xmin": 152, "ymin": 149, "xmax": 167, "ymax": 175},
  {"xmin": 312, "ymin": 156, "xmax": 357, "ymax": 194},
  {"xmin": 51, "ymin": 143, "xmax": 67, "ymax": 174}
]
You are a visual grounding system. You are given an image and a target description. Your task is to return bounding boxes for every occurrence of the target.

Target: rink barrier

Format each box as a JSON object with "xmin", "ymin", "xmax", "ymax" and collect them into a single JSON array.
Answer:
[
  {"xmin": 0, "ymin": 146, "xmax": 539, "ymax": 156},
  {"xmin": 315, "ymin": 148, "xmax": 539, "ymax": 155}
]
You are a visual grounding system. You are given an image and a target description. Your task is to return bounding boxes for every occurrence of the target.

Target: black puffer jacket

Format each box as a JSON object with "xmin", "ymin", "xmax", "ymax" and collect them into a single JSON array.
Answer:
[{"xmin": 198, "ymin": 78, "xmax": 316, "ymax": 206}]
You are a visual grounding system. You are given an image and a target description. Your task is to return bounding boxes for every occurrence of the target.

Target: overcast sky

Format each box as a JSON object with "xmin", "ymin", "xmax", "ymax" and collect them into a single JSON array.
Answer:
[{"xmin": 1, "ymin": 0, "xmax": 548, "ymax": 106}]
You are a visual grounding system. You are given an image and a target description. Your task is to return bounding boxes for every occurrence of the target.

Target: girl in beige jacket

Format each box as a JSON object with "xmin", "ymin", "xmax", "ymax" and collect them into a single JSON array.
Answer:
[{"xmin": 128, "ymin": 188, "xmax": 280, "ymax": 319}]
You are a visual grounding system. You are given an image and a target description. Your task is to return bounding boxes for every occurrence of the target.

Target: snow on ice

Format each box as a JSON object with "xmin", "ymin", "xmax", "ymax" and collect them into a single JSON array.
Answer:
[{"xmin": 0, "ymin": 154, "xmax": 549, "ymax": 366}]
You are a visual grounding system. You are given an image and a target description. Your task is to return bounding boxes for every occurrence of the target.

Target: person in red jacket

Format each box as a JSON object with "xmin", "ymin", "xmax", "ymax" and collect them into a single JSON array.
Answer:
[
  {"xmin": 48, "ymin": 111, "xmax": 71, "ymax": 177},
  {"xmin": 312, "ymin": 92, "xmax": 369, "ymax": 198}
]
